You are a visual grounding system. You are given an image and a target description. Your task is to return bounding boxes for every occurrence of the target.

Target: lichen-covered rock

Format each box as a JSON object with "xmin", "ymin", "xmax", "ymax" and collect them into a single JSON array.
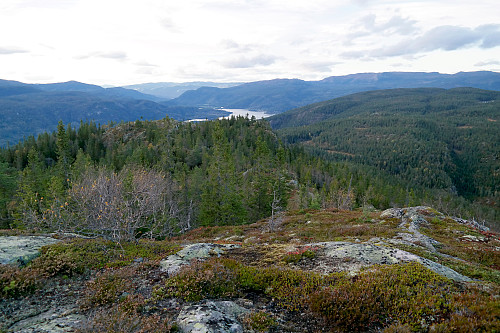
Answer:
[
  {"xmin": 160, "ymin": 243, "xmax": 241, "ymax": 275},
  {"xmin": 0, "ymin": 236, "xmax": 60, "ymax": 266},
  {"xmin": 310, "ymin": 241, "xmax": 471, "ymax": 282},
  {"xmin": 6, "ymin": 306, "xmax": 83, "ymax": 333},
  {"xmin": 176, "ymin": 300, "xmax": 248, "ymax": 333},
  {"xmin": 381, "ymin": 206, "xmax": 490, "ymax": 232}
]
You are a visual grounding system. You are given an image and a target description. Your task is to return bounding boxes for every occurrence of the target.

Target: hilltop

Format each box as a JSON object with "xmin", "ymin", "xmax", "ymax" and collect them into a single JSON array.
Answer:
[
  {"xmin": 1, "ymin": 206, "xmax": 499, "ymax": 332},
  {"xmin": 0, "ymin": 98, "xmax": 498, "ymax": 331}
]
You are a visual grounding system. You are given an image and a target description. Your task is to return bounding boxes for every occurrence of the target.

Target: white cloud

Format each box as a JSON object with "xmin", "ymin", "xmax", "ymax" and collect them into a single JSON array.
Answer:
[
  {"xmin": 0, "ymin": 0, "xmax": 499, "ymax": 85},
  {"xmin": 222, "ymin": 54, "xmax": 278, "ymax": 68},
  {"xmin": 0, "ymin": 47, "xmax": 28, "ymax": 55}
]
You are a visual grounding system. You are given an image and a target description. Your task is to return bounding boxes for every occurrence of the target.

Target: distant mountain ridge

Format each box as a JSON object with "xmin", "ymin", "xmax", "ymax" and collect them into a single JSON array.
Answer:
[
  {"xmin": 169, "ymin": 71, "xmax": 500, "ymax": 113},
  {"xmin": 0, "ymin": 79, "xmax": 227, "ymax": 146},
  {"xmin": 122, "ymin": 81, "xmax": 242, "ymax": 99}
]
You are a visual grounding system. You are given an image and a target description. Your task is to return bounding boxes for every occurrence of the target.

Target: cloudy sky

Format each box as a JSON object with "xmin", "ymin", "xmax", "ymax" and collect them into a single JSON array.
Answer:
[{"xmin": 1, "ymin": 0, "xmax": 499, "ymax": 86}]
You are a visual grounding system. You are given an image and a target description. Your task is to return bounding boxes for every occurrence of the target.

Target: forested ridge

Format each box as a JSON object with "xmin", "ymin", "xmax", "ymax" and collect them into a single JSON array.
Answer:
[
  {"xmin": 170, "ymin": 71, "xmax": 500, "ymax": 112},
  {"xmin": 0, "ymin": 106, "xmax": 498, "ymax": 235},
  {"xmin": 269, "ymin": 88, "xmax": 500, "ymax": 228}
]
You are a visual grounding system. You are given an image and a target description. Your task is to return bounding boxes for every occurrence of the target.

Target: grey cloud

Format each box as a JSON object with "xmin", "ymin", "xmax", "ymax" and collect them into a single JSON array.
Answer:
[
  {"xmin": 220, "ymin": 39, "xmax": 254, "ymax": 52},
  {"xmin": 475, "ymin": 60, "xmax": 500, "ymax": 66},
  {"xmin": 76, "ymin": 51, "xmax": 128, "ymax": 60},
  {"xmin": 302, "ymin": 61, "xmax": 339, "ymax": 72},
  {"xmin": 348, "ymin": 14, "xmax": 418, "ymax": 40},
  {"xmin": 413, "ymin": 26, "xmax": 479, "ymax": 51},
  {"xmin": 381, "ymin": 15, "xmax": 418, "ymax": 35},
  {"xmin": 342, "ymin": 24, "xmax": 500, "ymax": 59},
  {"xmin": 0, "ymin": 47, "xmax": 28, "ymax": 55},
  {"xmin": 340, "ymin": 50, "xmax": 366, "ymax": 59},
  {"xmin": 160, "ymin": 17, "xmax": 179, "ymax": 32},
  {"xmin": 222, "ymin": 54, "xmax": 277, "ymax": 68},
  {"xmin": 221, "ymin": 39, "xmax": 240, "ymax": 49},
  {"xmin": 135, "ymin": 61, "xmax": 158, "ymax": 67},
  {"xmin": 476, "ymin": 24, "xmax": 500, "ymax": 48},
  {"xmin": 98, "ymin": 51, "xmax": 127, "ymax": 60}
]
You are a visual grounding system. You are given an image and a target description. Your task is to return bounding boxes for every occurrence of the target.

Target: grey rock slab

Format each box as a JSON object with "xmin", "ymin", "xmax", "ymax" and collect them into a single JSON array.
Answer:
[
  {"xmin": 0, "ymin": 236, "xmax": 60, "ymax": 266},
  {"xmin": 310, "ymin": 241, "xmax": 471, "ymax": 282},
  {"xmin": 7, "ymin": 305, "xmax": 83, "ymax": 333},
  {"xmin": 381, "ymin": 206, "xmax": 442, "ymax": 252},
  {"xmin": 176, "ymin": 300, "xmax": 248, "ymax": 333},
  {"xmin": 160, "ymin": 243, "xmax": 241, "ymax": 275}
]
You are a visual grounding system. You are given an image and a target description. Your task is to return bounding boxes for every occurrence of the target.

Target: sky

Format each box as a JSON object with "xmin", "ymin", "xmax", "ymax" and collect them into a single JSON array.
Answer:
[{"xmin": 0, "ymin": 0, "xmax": 499, "ymax": 86}]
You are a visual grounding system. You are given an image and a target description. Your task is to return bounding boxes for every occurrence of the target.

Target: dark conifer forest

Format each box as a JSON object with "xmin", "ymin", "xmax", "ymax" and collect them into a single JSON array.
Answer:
[{"xmin": 0, "ymin": 87, "xmax": 499, "ymax": 235}]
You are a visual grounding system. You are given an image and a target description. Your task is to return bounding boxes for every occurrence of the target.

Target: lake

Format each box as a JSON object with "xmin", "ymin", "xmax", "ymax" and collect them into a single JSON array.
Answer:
[{"xmin": 218, "ymin": 108, "xmax": 272, "ymax": 120}]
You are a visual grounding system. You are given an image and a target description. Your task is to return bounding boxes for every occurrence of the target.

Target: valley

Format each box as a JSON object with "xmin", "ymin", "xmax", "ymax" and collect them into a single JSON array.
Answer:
[{"xmin": 0, "ymin": 71, "xmax": 499, "ymax": 332}]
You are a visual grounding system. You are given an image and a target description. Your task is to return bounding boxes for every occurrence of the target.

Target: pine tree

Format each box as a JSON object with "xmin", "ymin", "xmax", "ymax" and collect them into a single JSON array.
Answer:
[
  {"xmin": 56, "ymin": 121, "xmax": 73, "ymax": 186},
  {"xmin": 199, "ymin": 122, "xmax": 247, "ymax": 226}
]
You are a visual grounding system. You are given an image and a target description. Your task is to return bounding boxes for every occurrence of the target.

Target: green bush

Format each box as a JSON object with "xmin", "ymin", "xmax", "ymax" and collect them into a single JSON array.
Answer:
[
  {"xmin": 29, "ymin": 239, "xmax": 180, "ymax": 277},
  {"xmin": 156, "ymin": 257, "xmax": 341, "ymax": 311},
  {"xmin": 160, "ymin": 259, "xmax": 239, "ymax": 302},
  {"xmin": 308, "ymin": 262, "xmax": 455, "ymax": 331}
]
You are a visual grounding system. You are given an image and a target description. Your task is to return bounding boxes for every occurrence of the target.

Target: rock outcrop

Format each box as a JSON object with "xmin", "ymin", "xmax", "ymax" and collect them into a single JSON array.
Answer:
[
  {"xmin": 176, "ymin": 300, "xmax": 248, "ymax": 333},
  {"xmin": 310, "ymin": 241, "xmax": 471, "ymax": 282},
  {"xmin": 160, "ymin": 242, "xmax": 241, "ymax": 275},
  {"xmin": 0, "ymin": 236, "xmax": 60, "ymax": 266}
]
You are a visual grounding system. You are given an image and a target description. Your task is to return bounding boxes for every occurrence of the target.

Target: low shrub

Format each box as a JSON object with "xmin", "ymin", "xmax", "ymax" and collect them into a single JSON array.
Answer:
[
  {"xmin": 308, "ymin": 262, "xmax": 455, "ymax": 331},
  {"xmin": 0, "ymin": 265, "xmax": 37, "ymax": 298},
  {"xmin": 30, "ymin": 246, "xmax": 82, "ymax": 278},
  {"xmin": 242, "ymin": 311, "xmax": 277, "ymax": 332},
  {"xmin": 283, "ymin": 245, "xmax": 319, "ymax": 264},
  {"xmin": 80, "ymin": 267, "xmax": 136, "ymax": 310},
  {"xmin": 78, "ymin": 294, "xmax": 175, "ymax": 333},
  {"xmin": 156, "ymin": 257, "xmax": 342, "ymax": 311},
  {"xmin": 428, "ymin": 290, "xmax": 500, "ymax": 332},
  {"xmin": 29, "ymin": 239, "xmax": 180, "ymax": 277},
  {"xmin": 160, "ymin": 259, "xmax": 239, "ymax": 302}
]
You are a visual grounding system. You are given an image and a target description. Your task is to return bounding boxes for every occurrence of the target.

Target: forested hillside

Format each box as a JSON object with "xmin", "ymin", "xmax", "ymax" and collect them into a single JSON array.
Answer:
[
  {"xmin": 0, "ymin": 114, "xmax": 497, "ymax": 234},
  {"xmin": 270, "ymin": 88, "xmax": 500, "ymax": 227}
]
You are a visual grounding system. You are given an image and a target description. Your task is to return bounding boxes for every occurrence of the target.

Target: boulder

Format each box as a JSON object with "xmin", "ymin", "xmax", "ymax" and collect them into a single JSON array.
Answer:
[{"xmin": 176, "ymin": 300, "xmax": 248, "ymax": 333}]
